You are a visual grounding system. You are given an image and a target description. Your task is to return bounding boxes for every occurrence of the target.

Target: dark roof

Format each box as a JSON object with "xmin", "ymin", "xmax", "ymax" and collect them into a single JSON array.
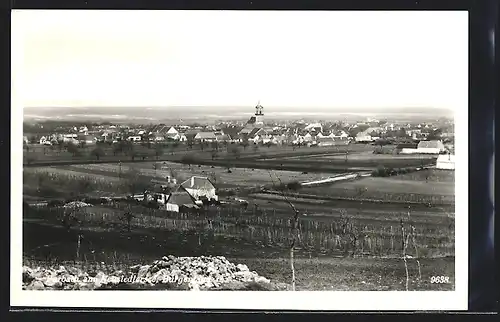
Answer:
[
  {"xmin": 180, "ymin": 176, "xmax": 216, "ymax": 190},
  {"xmin": 397, "ymin": 143, "xmax": 418, "ymax": 149},
  {"xmin": 222, "ymin": 127, "xmax": 243, "ymax": 139},
  {"xmin": 248, "ymin": 128, "xmax": 263, "ymax": 137},
  {"xmin": 166, "ymin": 187, "xmax": 196, "ymax": 205}
]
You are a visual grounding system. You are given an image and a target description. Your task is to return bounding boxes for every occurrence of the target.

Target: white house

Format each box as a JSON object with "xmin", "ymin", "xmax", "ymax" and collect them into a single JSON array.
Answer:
[
  {"xmin": 436, "ymin": 154, "xmax": 455, "ymax": 170},
  {"xmin": 302, "ymin": 133, "xmax": 313, "ymax": 142},
  {"xmin": 127, "ymin": 135, "xmax": 142, "ymax": 142},
  {"xmin": 39, "ymin": 136, "xmax": 49, "ymax": 145},
  {"xmin": 152, "ymin": 134, "xmax": 165, "ymax": 141},
  {"xmin": 78, "ymin": 134, "xmax": 96, "ymax": 145},
  {"xmin": 194, "ymin": 132, "xmax": 217, "ymax": 142},
  {"xmin": 355, "ymin": 132, "xmax": 373, "ymax": 142},
  {"xmin": 180, "ymin": 176, "xmax": 218, "ymax": 201},
  {"xmin": 165, "ymin": 188, "xmax": 198, "ymax": 213},
  {"xmin": 62, "ymin": 133, "xmax": 78, "ymax": 141},
  {"xmin": 417, "ymin": 140, "xmax": 445, "ymax": 154},
  {"xmin": 166, "ymin": 126, "xmax": 179, "ymax": 135}
]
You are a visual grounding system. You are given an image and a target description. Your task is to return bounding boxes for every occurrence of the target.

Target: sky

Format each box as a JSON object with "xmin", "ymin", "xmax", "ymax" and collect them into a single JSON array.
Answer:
[{"xmin": 12, "ymin": 10, "xmax": 468, "ymax": 111}]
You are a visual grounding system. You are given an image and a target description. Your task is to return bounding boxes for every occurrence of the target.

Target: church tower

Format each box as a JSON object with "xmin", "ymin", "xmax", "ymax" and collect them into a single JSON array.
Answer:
[{"xmin": 254, "ymin": 101, "xmax": 264, "ymax": 126}]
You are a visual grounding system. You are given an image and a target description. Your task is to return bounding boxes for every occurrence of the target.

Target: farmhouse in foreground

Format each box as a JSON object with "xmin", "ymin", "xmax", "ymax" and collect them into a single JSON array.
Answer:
[
  {"xmin": 180, "ymin": 176, "xmax": 218, "ymax": 202},
  {"xmin": 165, "ymin": 187, "xmax": 199, "ymax": 212}
]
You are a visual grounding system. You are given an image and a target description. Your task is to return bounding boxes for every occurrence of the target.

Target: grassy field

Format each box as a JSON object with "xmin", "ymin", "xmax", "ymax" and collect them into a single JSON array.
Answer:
[
  {"xmin": 298, "ymin": 169, "xmax": 455, "ymax": 205},
  {"xmin": 23, "ymin": 162, "xmax": 337, "ymax": 194}
]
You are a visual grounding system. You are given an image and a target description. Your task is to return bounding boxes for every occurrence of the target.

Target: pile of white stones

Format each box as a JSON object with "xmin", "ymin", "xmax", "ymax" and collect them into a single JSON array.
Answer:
[{"xmin": 23, "ymin": 255, "xmax": 274, "ymax": 291}]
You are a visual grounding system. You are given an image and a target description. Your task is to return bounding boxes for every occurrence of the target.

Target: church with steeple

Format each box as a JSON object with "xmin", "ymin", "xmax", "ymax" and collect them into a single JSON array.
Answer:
[{"xmin": 238, "ymin": 101, "xmax": 266, "ymax": 138}]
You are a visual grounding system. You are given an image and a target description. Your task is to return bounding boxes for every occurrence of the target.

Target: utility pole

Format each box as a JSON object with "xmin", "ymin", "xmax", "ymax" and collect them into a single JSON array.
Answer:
[{"xmin": 119, "ymin": 161, "xmax": 122, "ymax": 178}]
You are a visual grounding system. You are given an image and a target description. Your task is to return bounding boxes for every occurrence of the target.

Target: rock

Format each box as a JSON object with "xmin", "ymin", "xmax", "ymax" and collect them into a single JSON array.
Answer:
[
  {"xmin": 28, "ymin": 280, "xmax": 45, "ymax": 290},
  {"xmin": 236, "ymin": 264, "xmax": 249, "ymax": 272},
  {"xmin": 137, "ymin": 265, "xmax": 151, "ymax": 279},
  {"xmin": 43, "ymin": 276, "xmax": 62, "ymax": 288},
  {"xmin": 22, "ymin": 266, "xmax": 34, "ymax": 283},
  {"xmin": 67, "ymin": 266, "xmax": 80, "ymax": 275},
  {"xmin": 22, "ymin": 255, "xmax": 273, "ymax": 291},
  {"xmin": 93, "ymin": 271, "xmax": 107, "ymax": 287},
  {"xmin": 254, "ymin": 276, "xmax": 270, "ymax": 284}
]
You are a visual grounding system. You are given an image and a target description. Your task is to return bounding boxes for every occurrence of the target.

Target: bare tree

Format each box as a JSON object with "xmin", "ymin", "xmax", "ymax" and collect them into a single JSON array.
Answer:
[
  {"xmin": 268, "ymin": 171, "xmax": 301, "ymax": 291},
  {"xmin": 230, "ymin": 145, "xmax": 241, "ymax": 159},
  {"xmin": 154, "ymin": 144, "xmax": 164, "ymax": 160},
  {"xmin": 90, "ymin": 147, "xmax": 105, "ymax": 160},
  {"xmin": 121, "ymin": 206, "xmax": 135, "ymax": 232},
  {"xmin": 211, "ymin": 149, "xmax": 218, "ymax": 160}
]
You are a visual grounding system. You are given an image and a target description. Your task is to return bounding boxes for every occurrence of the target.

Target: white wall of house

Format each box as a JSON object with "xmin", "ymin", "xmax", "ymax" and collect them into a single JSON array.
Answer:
[
  {"xmin": 166, "ymin": 203, "xmax": 180, "ymax": 212},
  {"xmin": 128, "ymin": 136, "xmax": 142, "ymax": 141},
  {"xmin": 436, "ymin": 154, "xmax": 455, "ymax": 170},
  {"xmin": 184, "ymin": 187, "xmax": 218, "ymax": 201},
  {"xmin": 416, "ymin": 148, "xmax": 442, "ymax": 154},
  {"xmin": 355, "ymin": 135, "xmax": 372, "ymax": 142},
  {"xmin": 400, "ymin": 148, "xmax": 420, "ymax": 154}
]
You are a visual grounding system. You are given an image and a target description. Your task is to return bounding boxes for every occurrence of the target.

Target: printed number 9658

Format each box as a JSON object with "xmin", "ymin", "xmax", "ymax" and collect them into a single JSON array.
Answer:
[{"xmin": 430, "ymin": 276, "xmax": 450, "ymax": 284}]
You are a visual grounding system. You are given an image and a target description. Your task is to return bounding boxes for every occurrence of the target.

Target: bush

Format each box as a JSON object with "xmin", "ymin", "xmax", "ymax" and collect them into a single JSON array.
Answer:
[
  {"xmin": 286, "ymin": 181, "xmax": 302, "ymax": 191},
  {"xmin": 372, "ymin": 165, "xmax": 391, "ymax": 177}
]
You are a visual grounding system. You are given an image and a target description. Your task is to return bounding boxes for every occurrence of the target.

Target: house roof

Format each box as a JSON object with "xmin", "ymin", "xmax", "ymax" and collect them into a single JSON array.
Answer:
[
  {"xmin": 180, "ymin": 176, "xmax": 216, "ymax": 191},
  {"xmin": 248, "ymin": 128, "xmax": 263, "ymax": 137},
  {"xmin": 317, "ymin": 137, "xmax": 334, "ymax": 142},
  {"xmin": 417, "ymin": 140, "xmax": 443, "ymax": 149},
  {"xmin": 195, "ymin": 132, "xmax": 217, "ymax": 139},
  {"xmin": 166, "ymin": 187, "xmax": 196, "ymax": 205},
  {"xmin": 222, "ymin": 127, "xmax": 243, "ymax": 139},
  {"xmin": 397, "ymin": 143, "xmax": 418, "ymax": 149}
]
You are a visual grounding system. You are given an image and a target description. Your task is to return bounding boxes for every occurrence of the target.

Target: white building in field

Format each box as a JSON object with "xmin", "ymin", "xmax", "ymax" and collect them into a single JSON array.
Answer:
[
  {"xmin": 180, "ymin": 176, "xmax": 218, "ymax": 201},
  {"xmin": 417, "ymin": 140, "xmax": 446, "ymax": 154},
  {"xmin": 436, "ymin": 154, "xmax": 455, "ymax": 170}
]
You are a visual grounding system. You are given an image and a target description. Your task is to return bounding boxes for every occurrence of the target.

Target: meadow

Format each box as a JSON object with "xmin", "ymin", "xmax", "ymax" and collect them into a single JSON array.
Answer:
[{"xmin": 298, "ymin": 169, "xmax": 455, "ymax": 205}]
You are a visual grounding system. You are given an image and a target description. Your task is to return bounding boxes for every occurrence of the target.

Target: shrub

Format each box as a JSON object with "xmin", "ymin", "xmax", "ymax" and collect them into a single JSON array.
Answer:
[
  {"xmin": 372, "ymin": 165, "xmax": 390, "ymax": 177},
  {"xmin": 286, "ymin": 181, "xmax": 302, "ymax": 191}
]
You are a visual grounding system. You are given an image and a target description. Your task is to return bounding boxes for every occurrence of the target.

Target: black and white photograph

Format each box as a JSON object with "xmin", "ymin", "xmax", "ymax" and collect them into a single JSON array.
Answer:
[{"xmin": 11, "ymin": 10, "xmax": 468, "ymax": 310}]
